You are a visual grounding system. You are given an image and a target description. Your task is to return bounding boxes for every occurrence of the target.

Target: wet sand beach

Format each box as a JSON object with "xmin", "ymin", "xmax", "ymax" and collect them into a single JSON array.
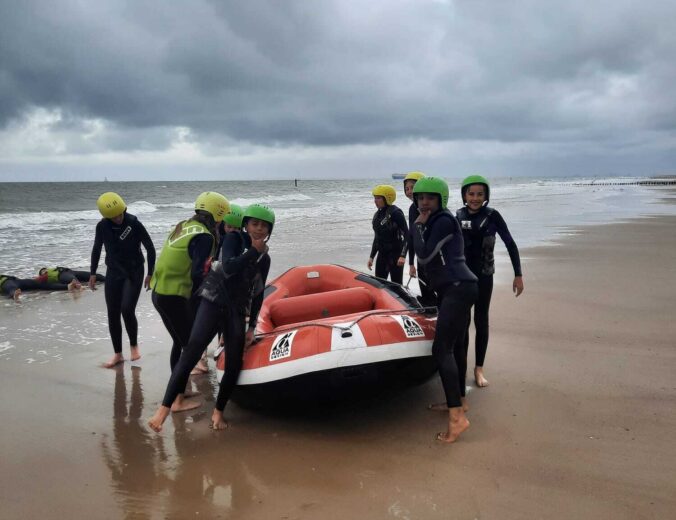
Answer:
[{"xmin": 1, "ymin": 215, "xmax": 676, "ymax": 519}]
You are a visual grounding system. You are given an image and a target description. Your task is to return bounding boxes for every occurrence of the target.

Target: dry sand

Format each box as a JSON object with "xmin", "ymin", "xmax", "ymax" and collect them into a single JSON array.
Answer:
[{"xmin": 1, "ymin": 215, "xmax": 675, "ymax": 519}]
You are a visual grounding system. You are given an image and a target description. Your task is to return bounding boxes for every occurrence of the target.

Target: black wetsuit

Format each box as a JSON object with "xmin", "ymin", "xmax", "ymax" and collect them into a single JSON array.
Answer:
[
  {"xmin": 0, "ymin": 276, "xmax": 73, "ymax": 298},
  {"xmin": 456, "ymin": 206, "xmax": 522, "ymax": 367},
  {"xmin": 151, "ymin": 233, "xmax": 213, "ymax": 371},
  {"xmin": 160, "ymin": 231, "xmax": 270, "ymax": 412},
  {"xmin": 370, "ymin": 205, "xmax": 408, "ymax": 284},
  {"xmin": 47, "ymin": 268, "xmax": 106, "ymax": 284},
  {"xmin": 407, "ymin": 202, "xmax": 437, "ymax": 306},
  {"xmin": 90, "ymin": 213, "xmax": 156, "ymax": 354},
  {"xmin": 412, "ymin": 209, "xmax": 477, "ymax": 407}
]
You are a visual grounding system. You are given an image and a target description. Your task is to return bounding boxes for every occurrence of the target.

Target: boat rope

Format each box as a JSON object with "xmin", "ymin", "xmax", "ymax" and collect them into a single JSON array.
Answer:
[{"xmin": 254, "ymin": 306, "xmax": 437, "ymax": 339}]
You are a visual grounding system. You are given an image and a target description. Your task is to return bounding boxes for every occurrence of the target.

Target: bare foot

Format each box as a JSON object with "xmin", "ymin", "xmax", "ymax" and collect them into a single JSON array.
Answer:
[
  {"xmin": 436, "ymin": 407, "xmax": 470, "ymax": 444},
  {"xmin": 148, "ymin": 406, "xmax": 171, "ymax": 433},
  {"xmin": 13, "ymin": 289, "xmax": 22, "ymax": 301},
  {"xmin": 68, "ymin": 280, "xmax": 82, "ymax": 291},
  {"xmin": 171, "ymin": 394, "xmax": 202, "ymax": 413},
  {"xmin": 103, "ymin": 353, "xmax": 124, "ymax": 368},
  {"xmin": 461, "ymin": 397, "xmax": 469, "ymax": 412},
  {"xmin": 190, "ymin": 359, "xmax": 209, "ymax": 375},
  {"xmin": 210, "ymin": 409, "xmax": 229, "ymax": 430},
  {"xmin": 474, "ymin": 366, "xmax": 489, "ymax": 387},
  {"xmin": 130, "ymin": 346, "xmax": 141, "ymax": 362}
]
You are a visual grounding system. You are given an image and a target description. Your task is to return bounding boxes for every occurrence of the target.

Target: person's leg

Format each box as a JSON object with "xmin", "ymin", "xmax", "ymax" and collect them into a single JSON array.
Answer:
[
  {"xmin": 72, "ymin": 270, "xmax": 104, "ymax": 283},
  {"xmin": 432, "ymin": 282, "xmax": 477, "ymax": 443},
  {"xmin": 432, "ymin": 290, "xmax": 463, "ymax": 409},
  {"xmin": 58, "ymin": 270, "xmax": 75, "ymax": 284},
  {"xmin": 151, "ymin": 292, "xmax": 192, "ymax": 371},
  {"xmin": 389, "ymin": 253, "xmax": 404, "ymax": 284},
  {"xmin": 120, "ymin": 269, "xmax": 144, "ymax": 361},
  {"xmin": 212, "ymin": 306, "xmax": 246, "ymax": 429},
  {"xmin": 2, "ymin": 279, "xmax": 20, "ymax": 299},
  {"xmin": 104, "ymin": 273, "xmax": 125, "ymax": 367},
  {"xmin": 374, "ymin": 254, "xmax": 388, "ymax": 279},
  {"xmin": 474, "ymin": 276, "xmax": 494, "ymax": 387},
  {"xmin": 148, "ymin": 299, "xmax": 221, "ymax": 432}
]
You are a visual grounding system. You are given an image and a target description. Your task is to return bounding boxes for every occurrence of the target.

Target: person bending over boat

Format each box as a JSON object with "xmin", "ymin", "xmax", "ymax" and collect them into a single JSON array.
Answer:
[
  {"xmin": 1, "ymin": 274, "xmax": 81, "ymax": 301},
  {"xmin": 90, "ymin": 192, "xmax": 156, "ymax": 368},
  {"xmin": 216, "ymin": 203, "xmax": 244, "ymax": 252},
  {"xmin": 411, "ymin": 177, "xmax": 478, "ymax": 443},
  {"xmin": 201, "ymin": 203, "xmax": 247, "ymax": 375},
  {"xmin": 38, "ymin": 267, "xmax": 106, "ymax": 285},
  {"xmin": 148, "ymin": 203, "xmax": 274, "ymax": 433},
  {"xmin": 456, "ymin": 175, "xmax": 524, "ymax": 388},
  {"xmin": 402, "ymin": 171, "xmax": 437, "ymax": 306},
  {"xmin": 368, "ymin": 184, "xmax": 408, "ymax": 284},
  {"xmin": 150, "ymin": 192, "xmax": 229, "ymax": 412}
]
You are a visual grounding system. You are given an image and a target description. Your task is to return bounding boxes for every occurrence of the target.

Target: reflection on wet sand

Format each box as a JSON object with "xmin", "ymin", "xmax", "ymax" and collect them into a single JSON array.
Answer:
[
  {"xmin": 100, "ymin": 366, "xmax": 170, "ymax": 518},
  {"xmin": 101, "ymin": 364, "xmax": 442, "ymax": 518}
]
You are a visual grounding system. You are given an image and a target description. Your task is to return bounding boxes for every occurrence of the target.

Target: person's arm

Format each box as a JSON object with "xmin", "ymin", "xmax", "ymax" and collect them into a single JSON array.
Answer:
[
  {"xmin": 188, "ymin": 234, "xmax": 214, "ymax": 294},
  {"xmin": 221, "ymin": 233, "xmax": 261, "ymax": 275},
  {"xmin": 137, "ymin": 221, "xmax": 156, "ymax": 276},
  {"xmin": 90, "ymin": 222, "xmax": 103, "ymax": 275},
  {"xmin": 493, "ymin": 211, "xmax": 522, "ymax": 277},
  {"xmin": 248, "ymin": 255, "xmax": 270, "ymax": 331},
  {"xmin": 493, "ymin": 210, "xmax": 524, "ymax": 296},
  {"xmin": 392, "ymin": 208, "xmax": 409, "ymax": 262},
  {"xmin": 89, "ymin": 222, "xmax": 104, "ymax": 290}
]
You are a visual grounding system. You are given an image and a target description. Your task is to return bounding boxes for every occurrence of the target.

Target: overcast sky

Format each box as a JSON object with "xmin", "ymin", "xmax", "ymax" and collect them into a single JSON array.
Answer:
[{"xmin": 1, "ymin": 0, "xmax": 675, "ymax": 181}]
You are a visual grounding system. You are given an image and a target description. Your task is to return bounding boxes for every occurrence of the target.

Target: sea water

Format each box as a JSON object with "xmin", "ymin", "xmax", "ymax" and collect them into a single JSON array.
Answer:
[{"xmin": 1, "ymin": 176, "xmax": 675, "ymax": 280}]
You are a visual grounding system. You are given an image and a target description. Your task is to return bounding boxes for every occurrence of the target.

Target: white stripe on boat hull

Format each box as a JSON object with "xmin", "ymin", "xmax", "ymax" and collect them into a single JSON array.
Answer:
[{"xmin": 217, "ymin": 340, "xmax": 433, "ymax": 385}]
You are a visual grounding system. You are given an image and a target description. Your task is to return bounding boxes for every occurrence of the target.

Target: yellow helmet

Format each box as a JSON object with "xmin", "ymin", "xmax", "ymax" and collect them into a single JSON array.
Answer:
[
  {"xmin": 195, "ymin": 192, "xmax": 230, "ymax": 223},
  {"xmin": 403, "ymin": 171, "xmax": 425, "ymax": 183},
  {"xmin": 97, "ymin": 192, "xmax": 127, "ymax": 219},
  {"xmin": 372, "ymin": 185, "xmax": 396, "ymax": 206}
]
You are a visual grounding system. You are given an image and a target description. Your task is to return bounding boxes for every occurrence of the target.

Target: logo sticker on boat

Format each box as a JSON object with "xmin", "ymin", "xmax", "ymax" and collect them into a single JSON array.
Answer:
[
  {"xmin": 392, "ymin": 315, "xmax": 425, "ymax": 338},
  {"xmin": 270, "ymin": 330, "xmax": 297, "ymax": 362}
]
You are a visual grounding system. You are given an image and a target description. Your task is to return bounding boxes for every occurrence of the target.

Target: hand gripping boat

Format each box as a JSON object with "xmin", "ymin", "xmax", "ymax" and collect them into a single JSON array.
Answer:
[{"xmin": 216, "ymin": 264, "xmax": 438, "ymax": 407}]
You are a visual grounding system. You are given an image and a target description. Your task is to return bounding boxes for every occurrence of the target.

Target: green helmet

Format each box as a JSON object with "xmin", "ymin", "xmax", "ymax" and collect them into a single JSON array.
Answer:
[
  {"xmin": 222, "ymin": 203, "xmax": 244, "ymax": 228},
  {"xmin": 461, "ymin": 175, "xmax": 490, "ymax": 203},
  {"xmin": 242, "ymin": 203, "xmax": 275, "ymax": 235},
  {"xmin": 412, "ymin": 177, "xmax": 449, "ymax": 209},
  {"xmin": 195, "ymin": 192, "xmax": 230, "ymax": 222}
]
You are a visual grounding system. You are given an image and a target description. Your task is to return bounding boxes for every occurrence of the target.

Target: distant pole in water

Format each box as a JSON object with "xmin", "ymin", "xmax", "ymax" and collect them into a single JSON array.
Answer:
[{"xmin": 294, "ymin": 178, "xmax": 298, "ymax": 187}]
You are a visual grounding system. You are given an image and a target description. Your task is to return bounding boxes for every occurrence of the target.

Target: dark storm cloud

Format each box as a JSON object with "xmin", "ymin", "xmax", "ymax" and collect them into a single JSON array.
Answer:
[{"xmin": 1, "ymin": 0, "xmax": 675, "ymax": 151}]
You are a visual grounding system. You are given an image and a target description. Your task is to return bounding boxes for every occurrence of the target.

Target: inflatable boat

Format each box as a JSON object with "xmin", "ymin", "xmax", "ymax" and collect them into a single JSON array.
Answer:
[{"xmin": 215, "ymin": 264, "xmax": 438, "ymax": 407}]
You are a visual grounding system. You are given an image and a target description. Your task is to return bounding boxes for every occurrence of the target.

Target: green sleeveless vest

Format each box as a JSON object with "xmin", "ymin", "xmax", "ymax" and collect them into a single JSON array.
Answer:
[
  {"xmin": 151, "ymin": 220, "xmax": 214, "ymax": 298},
  {"xmin": 44, "ymin": 268, "xmax": 60, "ymax": 283}
]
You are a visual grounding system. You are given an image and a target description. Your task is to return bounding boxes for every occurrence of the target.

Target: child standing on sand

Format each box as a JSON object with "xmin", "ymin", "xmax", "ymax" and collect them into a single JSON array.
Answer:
[
  {"xmin": 456, "ymin": 175, "xmax": 524, "ymax": 388},
  {"xmin": 90, "ymin": 192, "xmax": 156, "ymax": 368},
  {"xmin": 411, "ymin": 177, "xmax": 477, "ymax": 443}
]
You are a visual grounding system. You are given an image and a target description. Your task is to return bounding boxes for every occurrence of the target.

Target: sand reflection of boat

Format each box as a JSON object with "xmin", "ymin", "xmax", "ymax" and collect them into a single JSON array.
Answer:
[{"xmin": 216, "ymin": 264, "xmax": 437, "ymax": 407}]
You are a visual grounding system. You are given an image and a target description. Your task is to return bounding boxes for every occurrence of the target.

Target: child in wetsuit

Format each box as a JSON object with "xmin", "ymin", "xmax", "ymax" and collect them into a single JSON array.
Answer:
[
  {"xmin": 456, "ymin": 175, "xmax": 524, "ymax": 388},
  {"xmin": 368, "ymin": 185, "xmax": 408, "ymax": 284},
  {"xmin": 150, "ymin": 191, "xmax": 228, "ymax": 411},
  {"xmin": 411, "ymin": 177, "xmax": 478, "ymax": 443},
  {"xmin": 148, "ymin": 203, "xmax": 274, "ymax": 433},
  {"xmin": 1, "ymin": 274, "xmax": 80, "ymax": 301},
  {"xmin": 90, "ymin": 192, "xmax": 156, "ymax": 368}
]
